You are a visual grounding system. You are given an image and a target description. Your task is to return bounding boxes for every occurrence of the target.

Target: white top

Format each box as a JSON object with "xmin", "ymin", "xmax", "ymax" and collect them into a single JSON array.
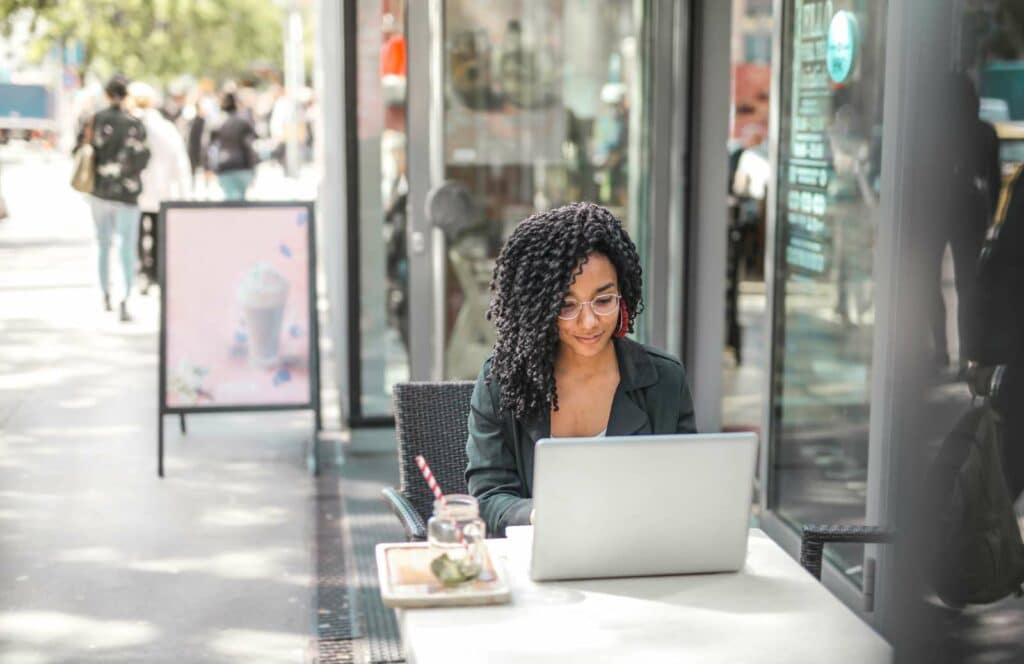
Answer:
[
  {"xmin": 554, "ymin": 429, "xmax": 605, "ymax": 438},
  {"xmin": 397, "ymin": 527, "xmax": 892, "ymax": 664},
  {"xmin": 136, "ymin": 108, "xmax": 191, "ymax": 213}
]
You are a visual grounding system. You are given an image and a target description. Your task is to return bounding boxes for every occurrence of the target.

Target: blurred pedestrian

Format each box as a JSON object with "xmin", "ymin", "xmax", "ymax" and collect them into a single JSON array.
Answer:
[
  {"xmin": 0, "ymin": 163, "xmax": 7, "ymax": 222},
  {"xmin": 974, "ymin": 163, "xmax": 1024, "ymax": 497},
  {"xmin": 129, "ymin": 82, "xmax": 191, "ymax": 294},
  {"xmin": 184, "ymin": 95, "xmax": 207, "ymax": 194},
  {"xmin": 268, "ymin": 84, "xmax": 290, "ymax": 167},
  {"xmin": 208, "ymin": 92, "xmax": 257, "ymax": 200},
  {"xmin": 75, "ymin": 75, "xmax": 151, "ymax": 322},
  {"xmin": 925, "ymin": 74, "xmax": 1000, "ymax": 370}
]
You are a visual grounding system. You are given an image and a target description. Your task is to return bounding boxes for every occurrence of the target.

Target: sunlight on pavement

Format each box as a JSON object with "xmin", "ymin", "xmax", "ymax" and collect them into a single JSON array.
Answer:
[
  {"xmin": 0, "ymin": 649, "xmax": 48, "ymax": 664},
  {"xmin": 55, "ymin": 397, "xmax": 99, "ymax": 409},
  {"xmin": 0, "ymin": 368, "xmax": 93, "ymax": 391},
  {"xmin": 0, "ymin": 611, "xmax": 158, "ymax": 650},
  {"xmin": 208, "ymin": 628, "xmax": 307, "ymax": 663},
  {"xmin": 0, "ymin": 491, "xmax": 62, "ymax": 503},
  {"xmin": 23, "ymin": 425, "xmax": 141, "ymax": 439},
  {"xmin": 53, "ymin": 547, "xmax": 125, "ymax": 564},
  {"xmin": 199, "ymin": 506, "xmax": 289, "ymax": 528},
  {"xmin": 0, "ymin": 458, "xmax": 33, "ymax": 471},
  {"xmin": 129, "ymin": 548, "xmax": 310, "ymax": 585}
]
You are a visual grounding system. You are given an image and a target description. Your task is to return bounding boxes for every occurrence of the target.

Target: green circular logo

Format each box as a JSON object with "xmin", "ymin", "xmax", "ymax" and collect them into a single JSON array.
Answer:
[{"xmin": 826, "ymin": 11, "xmax": 858, "ymax": 84}]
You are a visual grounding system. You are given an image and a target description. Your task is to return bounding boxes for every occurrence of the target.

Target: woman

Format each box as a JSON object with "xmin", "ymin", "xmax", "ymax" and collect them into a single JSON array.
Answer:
[
  {"xmin": 75, "ymin": 76, "xmax": 151, "ymax": 322},
  {"xmin": 465, "ymin": 202, "xmax": 696, "ymax": 536},
  {"xmin": 129, "ymin": 82, "xmax": 191, "ymax": 294},
  {"xmin": 209, "ymin": 92, "xmax": 257, "ymax": 200}
]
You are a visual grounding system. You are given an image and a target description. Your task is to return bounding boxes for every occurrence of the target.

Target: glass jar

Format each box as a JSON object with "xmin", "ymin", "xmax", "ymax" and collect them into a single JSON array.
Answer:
[{"xmin": 427, "ymin": 494, "xmax": 486, "ymax": 585}]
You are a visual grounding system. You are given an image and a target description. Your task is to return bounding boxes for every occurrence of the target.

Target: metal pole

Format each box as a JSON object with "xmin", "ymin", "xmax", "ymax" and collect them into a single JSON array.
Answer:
[
  {"xmin": 406, "ymin": 0, "xmax": 445, "ymax": 381},
  {"xmin": 283, "ymin": 2, "xmax": 306, "ymax": 178},
  {"xmin": 158, "ymin": 416, "xmax": 164, "ymax": 477}
]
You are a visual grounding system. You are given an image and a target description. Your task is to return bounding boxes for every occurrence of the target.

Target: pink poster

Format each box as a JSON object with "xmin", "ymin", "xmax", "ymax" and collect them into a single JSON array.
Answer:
[{"xmin": 163, "ymin": 205, "xmax": 314, "ymax": 408}]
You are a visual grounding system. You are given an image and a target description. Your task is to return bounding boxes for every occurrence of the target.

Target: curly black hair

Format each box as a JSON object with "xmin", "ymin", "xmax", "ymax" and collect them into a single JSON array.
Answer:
[{"xmin": 486, "ymin": 202, "xmax": 644, "ymax": 421}]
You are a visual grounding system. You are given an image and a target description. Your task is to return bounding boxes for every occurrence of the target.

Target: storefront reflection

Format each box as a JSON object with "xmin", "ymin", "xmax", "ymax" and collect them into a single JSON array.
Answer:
[
  {"xmin": 770, "ymin": 0, "xmax": 888, "ymax": 583},
  {"xmin": 723, "ymin": 0, "xmax": 772, "ymax": 440},
  {"xmin": 358, "ymin": 0, "xmax": 411, "ymax": 417},
  {"xmin": 440, "ymin": 0, "xmax": 650, "ymax": 379}
]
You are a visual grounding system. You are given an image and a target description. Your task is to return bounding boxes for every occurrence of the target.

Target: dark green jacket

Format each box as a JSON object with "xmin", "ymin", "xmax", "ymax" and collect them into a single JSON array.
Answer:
[{"xmin": 465, "ymin": 337, "xmax": 697, "ymax": 536}]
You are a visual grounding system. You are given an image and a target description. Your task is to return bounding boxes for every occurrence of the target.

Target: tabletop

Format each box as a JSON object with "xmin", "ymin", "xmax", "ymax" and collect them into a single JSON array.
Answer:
[{"xmin": 396, "ymin": 526, "xmax": 893, "ymax": 664}]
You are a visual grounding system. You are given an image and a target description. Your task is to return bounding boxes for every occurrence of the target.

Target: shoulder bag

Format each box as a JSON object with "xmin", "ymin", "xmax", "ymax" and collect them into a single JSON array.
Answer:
[{"xmin": 70, "ymin": 117, "xmax": 96, "ymax": 193}]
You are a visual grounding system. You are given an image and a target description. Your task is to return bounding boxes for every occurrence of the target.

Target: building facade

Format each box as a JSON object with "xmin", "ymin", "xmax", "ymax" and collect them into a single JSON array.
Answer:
[{"xmin": 314, "ymin": 0, "xmax": 1024, "ymax": 647}]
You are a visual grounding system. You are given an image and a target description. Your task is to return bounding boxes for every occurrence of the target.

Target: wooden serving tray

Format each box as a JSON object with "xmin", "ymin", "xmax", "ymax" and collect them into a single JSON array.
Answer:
[{"xmin": 375, "ymin": 541, "xmax": 511, "ymax": 608}]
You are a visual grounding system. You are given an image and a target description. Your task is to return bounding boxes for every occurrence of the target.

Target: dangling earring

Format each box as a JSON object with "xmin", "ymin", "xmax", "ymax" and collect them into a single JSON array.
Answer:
[{"xmin": 614, "ymin": 300, "xmax": 629, "ymax": 338}]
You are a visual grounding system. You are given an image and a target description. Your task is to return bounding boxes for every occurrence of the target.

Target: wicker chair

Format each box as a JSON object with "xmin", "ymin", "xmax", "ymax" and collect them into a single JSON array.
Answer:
[
  {"xmin": 799, "ymin": 525, "xmax": 896, "ymax": 580},
  {"xmin": 382, "ymin": 381, "xmax": 476, "ymax": 541}
]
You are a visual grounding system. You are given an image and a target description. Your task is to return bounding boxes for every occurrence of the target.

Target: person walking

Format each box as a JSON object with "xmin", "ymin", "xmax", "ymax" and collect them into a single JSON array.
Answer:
[
  {"xmin": 208, "ymin": 92, "xmax": 257, "ymax": 200},
  {"xmin": 75, "ymin": 76, "xmax": 151, "ymax": 321},
  {"xmin": 185, "ymin": 99, "xmax": 206, "ymax": 183},
  {"xmin": 0, "ymin": 163, "xmax": 8, "ymax": 222},
  {"xmin": 129, "ymin": 82, "xmax": 191, "ymax": 294}
]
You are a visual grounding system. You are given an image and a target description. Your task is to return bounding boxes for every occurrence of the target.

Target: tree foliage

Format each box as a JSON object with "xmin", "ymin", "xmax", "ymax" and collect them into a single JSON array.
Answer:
[{"xmin": 0, "ymin": 0, "xmax": 285, "ymax": 83}]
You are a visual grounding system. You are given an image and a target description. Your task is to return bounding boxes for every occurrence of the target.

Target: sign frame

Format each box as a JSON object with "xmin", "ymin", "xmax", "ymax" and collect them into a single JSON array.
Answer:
[{"xmin": 157, "ymin": 200, "xmax": 322, "ymax": 476}]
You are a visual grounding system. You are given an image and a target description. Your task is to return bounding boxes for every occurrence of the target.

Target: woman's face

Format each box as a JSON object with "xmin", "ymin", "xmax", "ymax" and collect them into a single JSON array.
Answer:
[{"xmin": 556, "ymin": 252, "xmax": 621, "ymax": 360}]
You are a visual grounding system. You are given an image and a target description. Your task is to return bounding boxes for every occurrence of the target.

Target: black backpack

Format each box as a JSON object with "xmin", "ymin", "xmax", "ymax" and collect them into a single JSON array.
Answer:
[{"xmin": 926, "ymin": 396, "xmax": 1024, "ymax": 607}]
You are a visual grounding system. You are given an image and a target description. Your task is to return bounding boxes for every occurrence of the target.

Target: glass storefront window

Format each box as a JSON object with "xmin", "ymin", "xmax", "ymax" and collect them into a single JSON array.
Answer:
[
  {"xmin": 440, "ymin": 0, "xmax": 651, "ymax": 379},
  {"xmin": 769, "ymin": 0, "xmax": 888, "ymax": 583},
  {"xmin": 355, "ymin": 0, "xmax": 410, "ymax": 417},
  {"xmin": 723, "ymin": 0, "xmax": 774, "ymax": 444}
]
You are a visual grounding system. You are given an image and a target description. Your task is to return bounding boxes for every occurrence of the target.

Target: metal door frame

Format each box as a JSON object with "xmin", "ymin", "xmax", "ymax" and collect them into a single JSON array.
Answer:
[
  {"xmin": 758, "ymin": 0, "xmax": 879, "ymax": 623},
  {"xmin": 756, "ymin": 0, "xmax": 945, "ymax": 635},
  {"xmin": 406, "ymin": 0, "xmax": 445, "ymax": 381}
]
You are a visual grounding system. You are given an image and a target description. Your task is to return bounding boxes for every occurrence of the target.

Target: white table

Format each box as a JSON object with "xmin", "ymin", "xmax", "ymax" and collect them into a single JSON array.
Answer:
[{"xmin": 397, "ymin": 527, "xmax": 892, "ymax": 663}]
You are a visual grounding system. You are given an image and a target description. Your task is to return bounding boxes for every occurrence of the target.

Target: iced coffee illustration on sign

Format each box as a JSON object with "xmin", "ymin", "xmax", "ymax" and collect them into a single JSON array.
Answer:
[{"xmin": 238, "ymin": 262, "xmax": 290, "ymax": 368}]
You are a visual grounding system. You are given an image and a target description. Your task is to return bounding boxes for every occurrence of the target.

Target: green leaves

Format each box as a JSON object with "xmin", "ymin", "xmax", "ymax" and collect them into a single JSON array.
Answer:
[{"xmin": 0, "ymin": 0, "xmax": 285, "ymax": 83}]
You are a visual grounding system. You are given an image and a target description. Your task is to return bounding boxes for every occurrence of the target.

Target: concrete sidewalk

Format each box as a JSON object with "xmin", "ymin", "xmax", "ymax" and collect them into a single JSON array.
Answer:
[{"xmin": 0, "ymin": 153, "xmax": 318, "ymax": 663}]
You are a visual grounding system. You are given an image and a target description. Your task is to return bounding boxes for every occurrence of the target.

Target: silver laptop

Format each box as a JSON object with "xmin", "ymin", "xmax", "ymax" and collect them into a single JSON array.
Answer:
[{"xmin": 530, "ymin": 432, "xmax": 758, "ymax": 581}]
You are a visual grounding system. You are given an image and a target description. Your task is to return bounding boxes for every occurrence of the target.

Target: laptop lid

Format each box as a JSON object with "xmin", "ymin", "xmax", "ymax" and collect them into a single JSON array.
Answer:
[{"xmin": 529, "ymin": 432, "xmax": 758, "ymax": 582}]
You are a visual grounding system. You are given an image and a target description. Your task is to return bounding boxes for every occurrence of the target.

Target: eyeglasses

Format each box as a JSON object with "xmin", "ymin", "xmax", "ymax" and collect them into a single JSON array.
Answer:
[{"xmin": 557, "ymin": 293, "xmax": 621, "ymax": 320}]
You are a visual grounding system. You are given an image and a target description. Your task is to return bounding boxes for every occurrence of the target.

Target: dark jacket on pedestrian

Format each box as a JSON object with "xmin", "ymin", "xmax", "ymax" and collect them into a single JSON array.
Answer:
[
  {"xmin": 78, "ymin": 105, "xmax": 151, "ymax": 205},
  {"xmin": 187, "ymin": 115, "xmax": 206, "ymax": 172},
  {"xmin": 209, "ymin": 113, "xmax": 257, "ymax": 174},
  {"xmin": 465, "ymin": 336, "xmax": 697, "ymax": 536}
]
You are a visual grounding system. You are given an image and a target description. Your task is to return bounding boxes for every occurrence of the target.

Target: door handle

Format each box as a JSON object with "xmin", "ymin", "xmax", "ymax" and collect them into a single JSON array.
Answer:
[{"xmin": 410, "ymin": 231, "xmax": 427, "ymax": 255}]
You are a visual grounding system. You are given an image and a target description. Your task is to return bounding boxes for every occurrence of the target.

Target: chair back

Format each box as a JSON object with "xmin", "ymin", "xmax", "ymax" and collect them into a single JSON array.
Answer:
[{"xmin": 393, "ymin": 381, "xmax": 476, "ymax": 526}]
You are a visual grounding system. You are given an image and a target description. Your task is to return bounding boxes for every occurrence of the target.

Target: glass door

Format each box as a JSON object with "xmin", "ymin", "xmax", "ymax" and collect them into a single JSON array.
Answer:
[
  {"xmin": 406, "ymin": 0, "xmax": 656, "ymax": 381},
  {"xmin": 345, "ymin": 0, "xmax": 411, "ymax": 421},
  {"xmin": 765, "ymin": 0, "xmax": 889, "ymax": 586}
]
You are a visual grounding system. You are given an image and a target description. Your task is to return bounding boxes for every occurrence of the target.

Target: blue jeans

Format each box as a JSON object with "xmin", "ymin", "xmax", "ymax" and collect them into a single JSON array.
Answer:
[
  {"xmin": 217, "ymin": 169, "xmax": 254, "ymax": 200},
  {"xmin": 88, "ymin": 196, "xmax": 139, "ymax": 300}
]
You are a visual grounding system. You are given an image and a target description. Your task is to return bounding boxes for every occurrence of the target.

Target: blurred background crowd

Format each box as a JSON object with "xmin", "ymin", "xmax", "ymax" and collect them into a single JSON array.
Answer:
[{"xmin": 0, "ymin": 0, "xmax": 317, "ymax": 189}]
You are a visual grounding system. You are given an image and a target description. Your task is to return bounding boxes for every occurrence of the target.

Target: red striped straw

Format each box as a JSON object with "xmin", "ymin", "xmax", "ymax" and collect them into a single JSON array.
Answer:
[
  {"xmin": 415, "ymin": 455, "xmax": 447, "ymax": 506},
  {"xmin": 415, "ymin": 454, "xmax": 466, "ymax": 545}
]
